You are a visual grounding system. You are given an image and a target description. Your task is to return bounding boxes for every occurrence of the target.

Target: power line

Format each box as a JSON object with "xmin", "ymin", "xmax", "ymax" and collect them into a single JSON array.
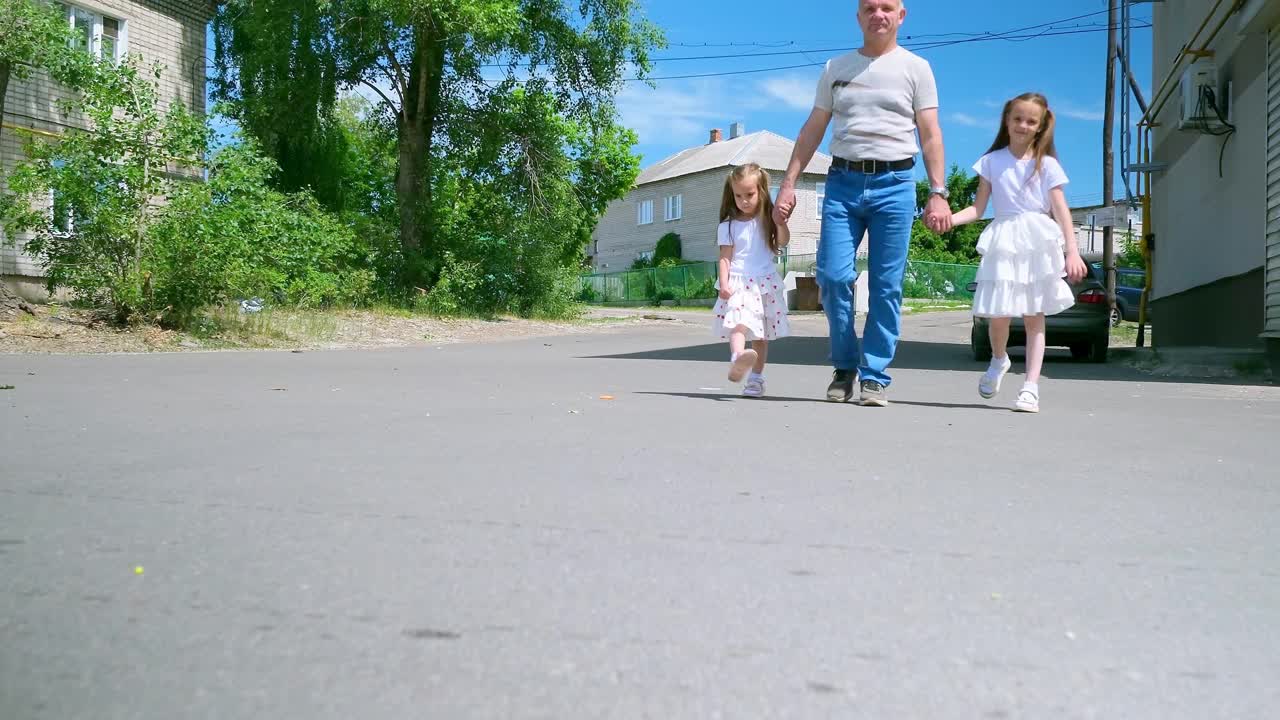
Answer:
[
  {"xmin": 613, "ymin": 21, "xmax": 1146, "ymax": 64},
  {"xmin": 632, "ymin": 24, "xmax": 1150, "ymax": 82},
  {"xmin": 481, "ymin": 8, "xmax": 1143, "ymax": 70}
]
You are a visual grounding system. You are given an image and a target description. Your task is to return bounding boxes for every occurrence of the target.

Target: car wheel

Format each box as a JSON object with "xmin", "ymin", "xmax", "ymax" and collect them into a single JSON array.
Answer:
[
  {"xmin": 1088, "ymin": 334, "xmax": 1109, "ymax": 363},
  {"xmin": 1110, "ymin": 305, "xmax": 1123, "ymax": 327}
]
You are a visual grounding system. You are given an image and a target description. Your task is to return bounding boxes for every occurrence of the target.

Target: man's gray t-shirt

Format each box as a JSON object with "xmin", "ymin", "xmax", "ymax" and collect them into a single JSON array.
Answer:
[{"xmin": 813, "ymin": 46, "xmax": 939, "ymax": 162}]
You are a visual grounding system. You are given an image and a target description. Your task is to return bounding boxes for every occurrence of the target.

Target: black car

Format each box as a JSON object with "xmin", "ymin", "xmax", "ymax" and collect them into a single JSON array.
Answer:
[
  {"xmin": 1091, "ymin": 263, "xmax": 1147, "ymax": 324},
  {"xmin": 967, "ymin": 263, "xmax": 1111, "ymax": 363}
]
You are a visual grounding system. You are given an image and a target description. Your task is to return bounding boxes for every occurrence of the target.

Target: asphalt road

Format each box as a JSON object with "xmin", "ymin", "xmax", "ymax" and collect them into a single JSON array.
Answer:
[{"xmin": 3, "ymin": 311, "xmax": 1278, "ymax": 719}]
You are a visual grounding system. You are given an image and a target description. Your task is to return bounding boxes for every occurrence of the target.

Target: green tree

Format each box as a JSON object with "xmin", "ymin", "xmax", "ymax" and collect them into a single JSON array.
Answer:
[
  {"xmin": 0, "ymin": 0, "xmax": 94, "ymax": 139},
  {"xmin": 911, "ymin": 164, "xmax": 986, "ymax": 265},
  {"xmin": 212, "ymin": 0, "xmax": 662, "ymax": 268},
  {"xmin": 1, "ymin": 57, "xmax": 208, "ymax": 322},
  {"xmin": 429, "ymin": 87, "xmax": 640, "ymax": 316}
]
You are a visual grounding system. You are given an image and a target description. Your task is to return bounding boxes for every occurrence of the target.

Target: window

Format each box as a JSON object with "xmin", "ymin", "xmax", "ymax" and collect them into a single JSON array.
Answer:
[
  {"xmin": 53, "ymin": 3, "xmax": 125, "ymax": 62},
  {"xmin": 637, "ymin": 199, "xmax": 653, "ymax": 225},
  {"xmin": 664, "ymin": 194, "xmax": 682, "ymax": 221},
  {"xmin": 815, "ymin": 182, "xmax": 826, "ymax": 219},
  {"xmin": 770, "ymin": 187, "xmax": 779, "ymax": 203}
]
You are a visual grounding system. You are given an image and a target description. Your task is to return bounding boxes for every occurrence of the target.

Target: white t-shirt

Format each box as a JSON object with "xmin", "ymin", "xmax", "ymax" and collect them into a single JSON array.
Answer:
[
  {"xmin": 718, "ymin": 217, "xmax": 776, "ymax": 278},
  {"xmin": 972, "ymin": 149, "xmax": 1069, "ymax": 217},
  {"xmin": 813, "ymin": 46, "xmax": 939, "ymax": 161}
]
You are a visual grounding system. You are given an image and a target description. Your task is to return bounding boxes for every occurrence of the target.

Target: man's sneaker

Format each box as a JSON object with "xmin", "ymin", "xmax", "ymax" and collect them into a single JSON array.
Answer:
[
  {"xmin": 859, "ymin": 380, "xmax": 889, "ymax": 407},
  {"xmin": 826, "ymin": 369, "xmax": 855, "ymax": 402},
  {"xmin": 742, "ymin": 376, "xmax": 765, "ymax": 398}
]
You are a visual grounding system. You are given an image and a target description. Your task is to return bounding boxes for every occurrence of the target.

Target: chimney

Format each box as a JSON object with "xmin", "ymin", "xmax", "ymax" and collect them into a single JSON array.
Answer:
[
  {"xmin": 729, "ymin": 122, "xmax": 745, "ymax": 139},
  {"xmin": 709, "ymin": 128, "xmax": 722, "ymax": 144}
]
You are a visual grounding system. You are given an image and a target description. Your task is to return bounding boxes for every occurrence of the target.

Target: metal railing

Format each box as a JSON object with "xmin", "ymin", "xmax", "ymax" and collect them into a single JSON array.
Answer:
[{"xmin": 579, "ymin": 254, "xmax": 977, "ymax": 305}]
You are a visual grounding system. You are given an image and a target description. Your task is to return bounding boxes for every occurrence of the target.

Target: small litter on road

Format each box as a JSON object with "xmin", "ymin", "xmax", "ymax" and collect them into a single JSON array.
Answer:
[
  {"xmin": 134, "ymin": 566, "xmax": 144, "ymax": 575},
  {"xmin": 270, "ymin": 388, "xmax": 287, "ymax": 392},
  {"xmin": 0, "ymin": 385, "xmax": 14, "ymax": 391},
  {"xmin": 599, "ymin": 395, "xmax": 615, "ymax": 401},
  {"xmin": 699, "ymin": 387, "xmax": 722, "ymax": 392},
  {"xmin": 568, "ymin": 410, "xmax": 581, "ymax": 415}
]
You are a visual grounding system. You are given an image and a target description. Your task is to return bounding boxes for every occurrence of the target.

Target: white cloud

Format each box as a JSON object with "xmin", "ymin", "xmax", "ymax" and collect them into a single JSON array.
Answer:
[
  {"xmin": 615, "ymin": 78, "xmax": 728, "ymax": 148},
  {"xmin": 1056, "ymin": 104, "xmax": 1104, "ymax": 122},
  {"xmin": 759, "ymin": 74, "xmax": 817, "ymax": 111},
  {"xmin": 949, "ymin": 112, "xmax": 985, "ymax": 127}
]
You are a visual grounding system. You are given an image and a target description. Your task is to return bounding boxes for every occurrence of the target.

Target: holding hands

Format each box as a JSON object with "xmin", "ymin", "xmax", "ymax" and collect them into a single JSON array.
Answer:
[{"xmin": 924, "ymin": 193, "xmax": 952, "ymax": 233}]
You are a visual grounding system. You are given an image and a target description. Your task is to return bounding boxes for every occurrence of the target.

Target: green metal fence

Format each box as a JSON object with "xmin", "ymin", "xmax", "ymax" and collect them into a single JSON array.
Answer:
[{"xmin": 579, "ymin": 254, "xmax": 978, "ymax": 305}]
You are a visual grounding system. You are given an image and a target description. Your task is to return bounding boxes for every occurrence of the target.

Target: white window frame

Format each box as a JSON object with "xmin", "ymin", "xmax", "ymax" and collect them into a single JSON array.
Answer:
[
  {"xmin": 663, "ymin": 194, "xmax": 682, "ymax": 221},
  {"xmin": 54, "ymin": 2, "xmax": 127, "ymax": 63},
  {"xmin": 637, "ymin": 199, "xmax": 653, "ymax": 226},
  {"xmin": 815, "ymin": 182, "xmax": 826, "ymax": 219}
]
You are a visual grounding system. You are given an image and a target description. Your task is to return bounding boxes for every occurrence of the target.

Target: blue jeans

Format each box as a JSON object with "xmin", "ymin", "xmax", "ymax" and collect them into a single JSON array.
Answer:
[{"xmin": 816, "ymin": 166, "xmax": 916, "ymax": 387}]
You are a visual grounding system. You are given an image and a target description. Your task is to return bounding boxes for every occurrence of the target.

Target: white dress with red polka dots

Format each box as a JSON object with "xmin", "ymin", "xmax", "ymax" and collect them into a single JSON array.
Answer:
[{"xmin": 711, "ymin": 217, "xmax": 790, "ymax": 341}]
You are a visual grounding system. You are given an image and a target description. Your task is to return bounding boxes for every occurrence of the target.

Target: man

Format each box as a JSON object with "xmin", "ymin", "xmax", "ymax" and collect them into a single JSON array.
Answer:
[{"xmin": 773, "ymin": 0, "xmax": 950, "ymax": 407}]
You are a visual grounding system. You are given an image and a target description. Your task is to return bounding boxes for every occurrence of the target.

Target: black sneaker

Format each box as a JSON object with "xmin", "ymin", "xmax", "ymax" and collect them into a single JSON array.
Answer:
[
  {"xmin": 826, "ymin": 369, "xmax": 855, "ymax": 402},
  {"xmin": 859, "ymin": 380, "xmax": 888, "ymax": 407}
]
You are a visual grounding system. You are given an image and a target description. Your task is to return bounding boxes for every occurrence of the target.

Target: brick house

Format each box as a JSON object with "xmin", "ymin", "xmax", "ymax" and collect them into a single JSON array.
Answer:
[
  {"xmin": 2, "ymin": 0, "xmax": 213, "ymax": 298},
  {"xmin": 588, "ymin": 124, "xmax": 832, "ymax": 272}
]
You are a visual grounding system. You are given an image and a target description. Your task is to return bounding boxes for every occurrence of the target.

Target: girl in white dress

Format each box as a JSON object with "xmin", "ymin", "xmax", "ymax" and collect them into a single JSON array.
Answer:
[
  {"xmin": 712, "ymin": 163, "xmax": 791, "ymax": 397},
  {"xmin": 950, "ymin": 93, "xmax": 1087, "ymax": 413}
]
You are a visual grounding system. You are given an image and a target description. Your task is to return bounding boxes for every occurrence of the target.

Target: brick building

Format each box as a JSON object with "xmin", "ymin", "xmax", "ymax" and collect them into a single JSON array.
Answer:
[{"xmin": 2, "ymin": 0, "xmax": 213, "ymax": 298}]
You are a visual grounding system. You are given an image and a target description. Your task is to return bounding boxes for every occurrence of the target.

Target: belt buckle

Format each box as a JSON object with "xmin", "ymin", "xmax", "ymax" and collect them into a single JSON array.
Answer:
[{"xmin": 860, "ymin": 160, "xmax": 876, "ymax": 174}]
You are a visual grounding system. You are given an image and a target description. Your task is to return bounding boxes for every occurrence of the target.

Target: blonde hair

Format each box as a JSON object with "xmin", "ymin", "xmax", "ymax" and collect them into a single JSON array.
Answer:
[
  {"xmin": 718, "ymin": 163, "xmax": 781, "ymax": 254},
  {"xmin": 986, "ymin": 92, "xmax": 1059, "ymax": 178}
]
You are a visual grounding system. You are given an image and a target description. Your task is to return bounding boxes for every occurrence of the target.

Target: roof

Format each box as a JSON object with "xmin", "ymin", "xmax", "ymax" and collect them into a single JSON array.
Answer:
[{"xmin": 634, "ymin": 130, "xmax": 832, "ymax": 187}]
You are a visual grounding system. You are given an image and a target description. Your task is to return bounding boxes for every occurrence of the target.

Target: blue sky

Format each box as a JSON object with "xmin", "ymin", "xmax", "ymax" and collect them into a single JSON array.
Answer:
[
  {"xmin": 616, "ymin": 0, "xmax": 1153, "ymax": 208},
  {"xmin": 206, "ymin": 1, "xmax": 1152, "ymax": 209}
]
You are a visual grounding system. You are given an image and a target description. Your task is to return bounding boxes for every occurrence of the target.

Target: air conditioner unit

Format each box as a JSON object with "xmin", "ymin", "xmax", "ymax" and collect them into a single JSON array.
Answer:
[{"xmin": 1177, "ymin": 62, "xmax": 1229, "ymax": 132}]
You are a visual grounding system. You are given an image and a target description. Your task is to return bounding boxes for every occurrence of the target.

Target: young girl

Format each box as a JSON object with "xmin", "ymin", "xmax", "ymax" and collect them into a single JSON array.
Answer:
[
  {"xmin": 950, "ymin": 92, "xmax": 1087, "ymax": 413},
  {"xmin": 712, "ymin": 163, "xmax": 791, "ymax": 398}
]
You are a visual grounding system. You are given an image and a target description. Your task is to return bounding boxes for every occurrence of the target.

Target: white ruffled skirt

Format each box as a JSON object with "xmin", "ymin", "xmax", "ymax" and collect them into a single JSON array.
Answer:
[
  {"xmin": 711, "ymin": 270, "xmax": 790, "ymax": 341},
  {"xmin": 972, "ymin": 212, "xmax": 1075, "ymax": 318}
]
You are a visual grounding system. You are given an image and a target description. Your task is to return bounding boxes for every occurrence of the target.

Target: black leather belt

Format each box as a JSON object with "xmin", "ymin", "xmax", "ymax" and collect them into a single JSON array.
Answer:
[{"xmin": 831, "ymin": 156, "xmax": 915, "ymax": 173}]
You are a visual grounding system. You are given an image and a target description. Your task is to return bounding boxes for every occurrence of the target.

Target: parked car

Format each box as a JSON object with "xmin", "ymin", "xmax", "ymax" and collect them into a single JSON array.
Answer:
[
  {"xmin": 1091, "ymin": 262, "xmax": 1147, "ymax": 324},
  {"xmin": 967, "ymin": 263, "xmax": 1111, "ymax": 363}
]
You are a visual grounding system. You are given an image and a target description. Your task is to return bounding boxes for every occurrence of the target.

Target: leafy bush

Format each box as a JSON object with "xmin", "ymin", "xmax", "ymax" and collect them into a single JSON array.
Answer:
[
  {"xmin": 418, "ymin": 251, "xmax": 484, "ymax": 316},
  {"xmin": 654, "ymin": 232, "xmax": 681, "ymax": 264},
  {"xmin": 146, "ymin": 142, "xmax": 368, "ymax": 325}
]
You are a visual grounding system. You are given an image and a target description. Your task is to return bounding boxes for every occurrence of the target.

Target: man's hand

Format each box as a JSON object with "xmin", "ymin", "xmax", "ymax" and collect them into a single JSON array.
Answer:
[
  {"xmin": 773, "ymin": 185, "xmax": 796, "ymax": 225},
  {"xmin": 925, "ymin": 194, "xmax": 952, "ymax": 233}
]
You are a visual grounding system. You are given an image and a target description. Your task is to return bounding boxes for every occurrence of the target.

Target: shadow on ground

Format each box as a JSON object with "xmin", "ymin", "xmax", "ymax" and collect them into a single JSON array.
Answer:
[{"xmin": 587, "ymin": 335, "xmax": 1273, "ymax": 387}]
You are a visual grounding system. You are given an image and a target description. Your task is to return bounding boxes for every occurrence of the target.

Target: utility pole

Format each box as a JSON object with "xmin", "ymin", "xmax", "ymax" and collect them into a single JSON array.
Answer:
[{"xmin": 1102, "ymin": 0, "xmax": 1118, "ymax": 310}]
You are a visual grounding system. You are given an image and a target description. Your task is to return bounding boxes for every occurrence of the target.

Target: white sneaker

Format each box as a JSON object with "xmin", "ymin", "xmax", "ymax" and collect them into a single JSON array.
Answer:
[
  {"xmin": 1014, "ymin": 385, "xmax": 1040, "ymax": 413},
  {"xmin": 742, "ymin": 376, "xmax": 766, "ymax": 398},
  {"xmin": 979, "ymin": 356, "xmax": 1012, "ymax": 399},
  {"xmin": 728, "ymin": 349, "xmax": 758, "ymax": 383}
]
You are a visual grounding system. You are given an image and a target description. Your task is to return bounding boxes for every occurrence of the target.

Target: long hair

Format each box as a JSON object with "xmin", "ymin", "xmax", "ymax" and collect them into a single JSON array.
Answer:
[
  {"xmin": 986, "ymin": 92, "xmax": 1058, "ymax": 178},
  {"xmin": 718, "ymin": 163, "xmax": 781, "ymax": 254}
]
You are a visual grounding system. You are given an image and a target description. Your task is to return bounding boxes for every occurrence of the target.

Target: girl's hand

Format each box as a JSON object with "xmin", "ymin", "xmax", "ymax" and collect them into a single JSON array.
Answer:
[
  {"xmin": 1065, "ymin": 252, "xmax": 1087, "ymax": 283},
  {"xmin": 718, "ymin": 284, "xmax": 733, "ymax": 301}
]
